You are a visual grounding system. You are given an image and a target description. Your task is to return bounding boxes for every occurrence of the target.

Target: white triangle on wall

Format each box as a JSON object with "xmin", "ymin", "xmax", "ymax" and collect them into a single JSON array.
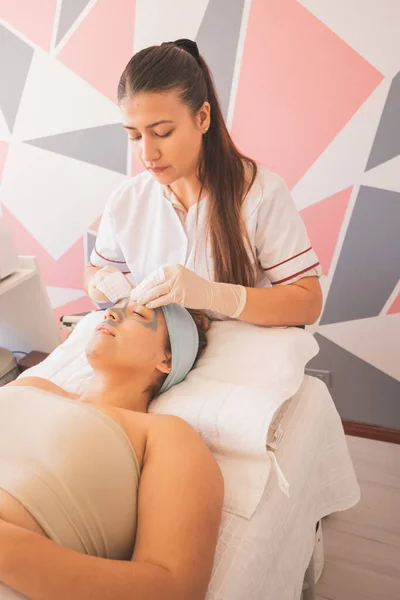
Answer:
[
  {"xmin": 291, "ymin": 78, "xmax": 390, "ymax": 211},
  {"xmin": 12, "ymin": 49, "xmax": 121, "ymax": 142}
]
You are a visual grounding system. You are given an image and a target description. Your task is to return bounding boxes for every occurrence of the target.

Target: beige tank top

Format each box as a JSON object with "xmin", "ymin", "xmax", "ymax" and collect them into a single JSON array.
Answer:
[{"xmin": 0, "ymin": 386, "xmax": 140, "ymax": 559}]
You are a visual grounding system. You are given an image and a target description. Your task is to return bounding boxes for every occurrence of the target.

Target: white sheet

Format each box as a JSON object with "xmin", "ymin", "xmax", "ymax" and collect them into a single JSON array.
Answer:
[{"xmin": 206, "ymin": 375, "xmax": 360, "ymax": 600}]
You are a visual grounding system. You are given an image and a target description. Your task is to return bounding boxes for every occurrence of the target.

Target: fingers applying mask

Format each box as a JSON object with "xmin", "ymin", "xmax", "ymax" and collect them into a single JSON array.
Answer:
[
  {"xmin": 131, "ymin": 263, "xmax": 246, "ymax": 317},
  {"xmin": 135, "ymin": 281, "xmax": 174, "ymax": 307},
  {"xmin": 130, "ymin": 265, "xmax": 188, "ymax": 309},
  {"xmin": 130, "ymin": 267, "xmax": 167, "ymax": 304},
  {"xmin": 89, "ymin": 266, "xmax": 133, "ymax": 304}
]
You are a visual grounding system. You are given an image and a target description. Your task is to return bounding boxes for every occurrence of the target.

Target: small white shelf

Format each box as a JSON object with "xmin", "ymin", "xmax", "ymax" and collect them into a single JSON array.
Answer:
[
  {"xmin": 1, "ymin": 256, "xmax": 61, "ymax": 353},
  {"xmin": 0, "ymin": 267, "xmax": 36, "ymax": 298}
]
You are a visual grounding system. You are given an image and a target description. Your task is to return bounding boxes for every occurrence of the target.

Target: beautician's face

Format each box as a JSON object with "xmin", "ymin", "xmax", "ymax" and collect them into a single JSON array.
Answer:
[
  {"xmin": 86, "ymin": 299, "xmax": 171, "ymax": 378},
  {"xmin": 120, "ymin": 89, "xmax": 210, "ymax": 184}
]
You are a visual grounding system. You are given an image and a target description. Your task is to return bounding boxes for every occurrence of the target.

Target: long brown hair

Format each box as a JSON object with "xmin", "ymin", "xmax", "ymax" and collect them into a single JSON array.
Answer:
[{"xmin": 118, "ymin": 40, "xmax": 258, "ymax": 287}]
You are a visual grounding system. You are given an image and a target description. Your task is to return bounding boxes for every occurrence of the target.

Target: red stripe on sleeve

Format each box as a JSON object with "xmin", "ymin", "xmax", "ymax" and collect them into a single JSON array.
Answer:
[
  {"xmin": 90, "ymin": 259, "xmax": 130, "ymax": 275},
  {"xmin": 94, "ymin": 248, "xmax": 127, "ymax": 265},
  {"xmin": 264, "ymin": 247, "xmax": 312, "ymax": 272},
  {"xmin": 272, "ymin": 262, "xmax": 320, "ymax": 285}
]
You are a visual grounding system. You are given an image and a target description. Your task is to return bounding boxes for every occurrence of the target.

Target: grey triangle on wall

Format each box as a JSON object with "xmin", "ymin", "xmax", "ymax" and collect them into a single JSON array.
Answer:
[
  {"xmin": 308, "ymin": 333, "xmax": 400, "ymax": 429},
  {"xmin": 196, "ymin": 0, "xmax": 246, "ymax": 119},
  {"xmin": 26, "ymin": 124, "xmax": 128, "ymax": 174},
  {"xmin": 56, "ymin": 0, "xmax": 93, "ymax": 46}
]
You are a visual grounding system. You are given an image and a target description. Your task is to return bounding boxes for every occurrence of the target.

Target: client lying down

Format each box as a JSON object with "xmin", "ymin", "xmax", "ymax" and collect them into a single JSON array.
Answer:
[{"xmin": 0, "ymin": 299, "xmax": 223, "ymax": 600}]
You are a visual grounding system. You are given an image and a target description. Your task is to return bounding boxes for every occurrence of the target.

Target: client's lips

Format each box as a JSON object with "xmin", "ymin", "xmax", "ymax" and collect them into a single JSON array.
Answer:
[{"xmin": 95, "ymin": 324, "xmax": 115, "ymax": 337}]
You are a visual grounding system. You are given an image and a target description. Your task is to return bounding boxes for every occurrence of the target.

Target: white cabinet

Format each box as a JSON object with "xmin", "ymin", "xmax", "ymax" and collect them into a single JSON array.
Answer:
[{"xmin": 0, "ymin": 256, "xmax": 61, "ymax": 353}]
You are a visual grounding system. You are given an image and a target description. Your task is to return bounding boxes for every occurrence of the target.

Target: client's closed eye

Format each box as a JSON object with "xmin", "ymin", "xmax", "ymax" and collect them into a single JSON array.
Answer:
[{"xmin": 131, "ymin": 307, "xmax": 146, "ymax": 318}]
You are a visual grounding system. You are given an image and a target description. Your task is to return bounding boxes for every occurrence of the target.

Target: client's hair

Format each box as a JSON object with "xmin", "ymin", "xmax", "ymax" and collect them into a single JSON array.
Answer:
[{"xmin": 146, "ymin": 310, "xmax": 211, "ymax": 401}]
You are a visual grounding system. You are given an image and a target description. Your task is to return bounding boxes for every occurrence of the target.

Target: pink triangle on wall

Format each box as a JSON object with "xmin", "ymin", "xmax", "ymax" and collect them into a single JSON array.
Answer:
[
  {"xmin": 2, "ymin": 205, "xmax": 85, "ymax": 289},
  {"xmin": 231, "ymin": 0, "xmax": 383, "ymax": 189},
  {"xmin": 57, "ymin": 0, "xmax": 136, "ymax": 103},
  {"xmin": 387, "ymin": 293, "xmax": 400, "ymax": 315},
  {"xmin": 300, "ymin": 187, "xmax": 352, "ymax": 275},
  {"xmin": 0, "ymin": 142, "xmax": 9, "ymax": 179},
  {"xmin": 0, "ymin": 0, "xmax": 57, "ymax": 51},
  {"xmin": 89, "ymin": 215, "xmax": 102, "ymax": 233}
]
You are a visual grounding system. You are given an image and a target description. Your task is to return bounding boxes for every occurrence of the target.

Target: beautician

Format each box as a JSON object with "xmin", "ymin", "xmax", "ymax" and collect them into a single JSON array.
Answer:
[{"xmin": 85, "ymin": 39, "xmax": 322, "ymax": 326}]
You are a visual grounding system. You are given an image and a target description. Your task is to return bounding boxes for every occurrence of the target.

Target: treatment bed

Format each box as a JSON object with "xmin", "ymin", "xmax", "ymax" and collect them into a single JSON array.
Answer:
[{"xmin": 5, "ymin": 312, "xmax": 359, "ymax": 600}]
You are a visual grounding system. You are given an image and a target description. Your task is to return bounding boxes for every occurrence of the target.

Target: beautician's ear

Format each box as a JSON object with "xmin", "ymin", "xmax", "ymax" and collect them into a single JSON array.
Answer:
[
  {"xmin": 196, "ymin": 101, "xmax": 210, "ymax": 130},
  {"xmin": 156, "ymin": 352, "xmax": 172, "ymax": 375}
]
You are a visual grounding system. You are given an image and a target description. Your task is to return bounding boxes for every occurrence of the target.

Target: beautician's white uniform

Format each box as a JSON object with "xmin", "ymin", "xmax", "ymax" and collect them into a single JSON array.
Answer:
[{"xmin": 90, "ymin": 166, "xmax": 321, "ymax": 290}]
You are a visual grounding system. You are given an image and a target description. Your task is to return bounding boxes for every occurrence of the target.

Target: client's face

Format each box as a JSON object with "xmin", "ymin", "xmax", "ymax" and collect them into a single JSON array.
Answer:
[{"xmin": 86, "ymin": 298, "xmax": 171, "ymax": 379}]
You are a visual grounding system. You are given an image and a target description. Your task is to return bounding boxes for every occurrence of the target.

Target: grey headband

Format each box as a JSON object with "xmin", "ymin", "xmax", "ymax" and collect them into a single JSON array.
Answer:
[{"xmin": 159, "ymin": 304, "xmax": 199, "ymax": 393}]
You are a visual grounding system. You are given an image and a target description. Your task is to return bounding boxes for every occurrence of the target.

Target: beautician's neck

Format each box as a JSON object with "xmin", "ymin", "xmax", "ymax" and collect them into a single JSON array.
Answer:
[
  {"xmin": 80, "ymin": 373, "xmax": 149, "ymax": 413},
  {"xmin": 168, "ymin": 172, "xmax": 206, "ymax": 210}
]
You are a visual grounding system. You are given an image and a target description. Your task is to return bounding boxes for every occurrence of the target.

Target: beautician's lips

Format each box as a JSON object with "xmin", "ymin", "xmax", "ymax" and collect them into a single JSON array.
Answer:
[
  {"xmin": 95, "ymin": 324, "xmax": 115, "ymax": 337},
  {"xmin": 148, "ymin": 166, "xmax": 169, "ymax": 174}
]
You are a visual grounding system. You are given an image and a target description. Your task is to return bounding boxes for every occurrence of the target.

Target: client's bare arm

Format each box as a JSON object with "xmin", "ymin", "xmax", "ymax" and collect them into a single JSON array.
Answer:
[{"xmin": 0, "ymin": 416, "xmax": 224, "ymax": 600}]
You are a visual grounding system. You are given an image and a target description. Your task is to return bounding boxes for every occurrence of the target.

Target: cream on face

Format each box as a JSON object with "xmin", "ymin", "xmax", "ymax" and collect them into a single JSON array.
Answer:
[{"xmin": 103, "ymin": 298, "xmax": 159, "ymax": 332}]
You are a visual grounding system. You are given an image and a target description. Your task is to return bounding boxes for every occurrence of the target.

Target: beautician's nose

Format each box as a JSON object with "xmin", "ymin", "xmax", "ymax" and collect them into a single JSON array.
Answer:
[{"xmin": 141, "ymin": 135, "xmax": 161, "ymax": 163}]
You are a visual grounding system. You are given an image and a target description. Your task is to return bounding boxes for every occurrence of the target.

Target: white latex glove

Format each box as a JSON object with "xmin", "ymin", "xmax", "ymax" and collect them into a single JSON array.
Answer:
[
  {"xmin": 88, "ymin": 266, "xmax": 133, "ymax": 304},
  {"xmin": 130, "ymin": 264, "xmax": 247, "ymax": 319}
]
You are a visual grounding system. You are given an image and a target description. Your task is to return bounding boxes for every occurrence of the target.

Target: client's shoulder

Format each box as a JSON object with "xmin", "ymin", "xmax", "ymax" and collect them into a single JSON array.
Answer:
[
  {"xmin": 147, "ymin": 413, "xmax": 199, "ymax": 441},
  {"xmin": 145, "ymin": 414, "xmax": 222, "ymax": 474},
  {"xmin": 8, "ymin": 376, "xmax": 79, "ymax": 400}
]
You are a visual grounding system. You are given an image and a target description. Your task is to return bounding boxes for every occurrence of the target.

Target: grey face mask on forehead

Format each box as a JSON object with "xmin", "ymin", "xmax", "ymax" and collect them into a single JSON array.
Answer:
[{"xmin": 159, "ymin": 304, "xmax": 199, "ymax": 393}]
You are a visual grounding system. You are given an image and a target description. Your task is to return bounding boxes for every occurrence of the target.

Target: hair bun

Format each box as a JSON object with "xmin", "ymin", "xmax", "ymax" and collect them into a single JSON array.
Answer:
[
  {"xmin": 173, "ymin": 38, "xmax": 200, "ymax": 61},
  {"xmin": 188, "ymin": 309, "xmax": 211, "ymax": 333},
  {"xmin": 200, "ymin": 314, "xmax": 211, "ymax": 333}
]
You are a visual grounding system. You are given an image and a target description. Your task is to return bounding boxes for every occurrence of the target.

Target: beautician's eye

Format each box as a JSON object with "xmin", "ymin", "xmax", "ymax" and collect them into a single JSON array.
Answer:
[
  {"xmin": 156, "ymin": 130, "xmax": 173, "ymax": 138},
  {"xmin": 129, "ymin": 131, "xmax": 172, "ymax": 143}
]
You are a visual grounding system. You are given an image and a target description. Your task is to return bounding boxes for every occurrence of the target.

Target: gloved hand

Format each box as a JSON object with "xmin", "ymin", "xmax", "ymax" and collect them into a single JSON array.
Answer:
[
  {"xmin": 130, "ymin": 264, "xmax": 247, "ymax": 319},
  {"xmin": 88, "ymin": 266, "xmax": 133, "ymax": 304}
]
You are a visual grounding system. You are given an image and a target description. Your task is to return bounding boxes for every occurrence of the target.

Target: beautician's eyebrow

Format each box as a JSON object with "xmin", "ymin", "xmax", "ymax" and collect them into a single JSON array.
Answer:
[{"xmin": 123, "ymin": 120, "xmax": 174, "ymax": 130}]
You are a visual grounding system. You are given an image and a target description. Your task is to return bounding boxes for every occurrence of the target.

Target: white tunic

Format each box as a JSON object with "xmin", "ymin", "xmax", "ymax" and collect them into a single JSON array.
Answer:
[{"xmin": 90, "ymin": 166, "xmax": 321, "ymax": 288}]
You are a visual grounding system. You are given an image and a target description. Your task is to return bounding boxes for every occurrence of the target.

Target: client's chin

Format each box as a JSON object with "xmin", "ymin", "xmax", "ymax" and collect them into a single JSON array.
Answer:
[{"xmin": 85, "ymin": 332, "xmax": 113, "ymax": 360}]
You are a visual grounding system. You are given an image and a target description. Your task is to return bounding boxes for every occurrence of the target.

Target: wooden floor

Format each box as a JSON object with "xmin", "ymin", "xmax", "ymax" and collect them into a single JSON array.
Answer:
[{"xmin": 316, "ymin": 435, "xmax": 400, "ymax": 600}]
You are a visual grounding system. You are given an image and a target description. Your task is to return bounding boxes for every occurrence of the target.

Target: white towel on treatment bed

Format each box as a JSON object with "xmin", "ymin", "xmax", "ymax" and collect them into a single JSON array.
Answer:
[
  {"xmin": 18, "ymin": 311, "xmax": 319, "ymax": 519},
  {"xmin": 206, "ymin": 375, "xmax": 360, "ymax": 600}
]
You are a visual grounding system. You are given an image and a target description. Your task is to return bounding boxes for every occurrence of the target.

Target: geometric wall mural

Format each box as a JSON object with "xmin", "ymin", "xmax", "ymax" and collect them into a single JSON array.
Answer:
[
  {"xmin": 366, "ymin": 71, "xmax": 400, "ymax": 171},
  {"xmin": 56, "ymin": 0, "xmax": 92, "ymax": 46},
  {"xmin": 0, "ymin": 0, "xmax": 399, "ymax": 427},
  {"xmin": 299, "ymin": 187, "xmax": 352, "ymax": 275},
  {"xmin": 308, "ymin": 334, "xmax": 400, "ymax": 429},
  {"xmin": 0, "ymin": 24, "xmax": 34, "ymax": 133},
  {"xmin": 26, "ymin": 124, "xmax": 129, "ymax": 174},
  {"xmin": 320, "ymin": 186, "xmax": 400, "ymax": 324},
  {"xmin": 196, "ymin": 0, "xmax": 246, "ymax": 119},
  {"xmin": 57, "ymin": 0, "xmax": 136, "ymax": 103}
]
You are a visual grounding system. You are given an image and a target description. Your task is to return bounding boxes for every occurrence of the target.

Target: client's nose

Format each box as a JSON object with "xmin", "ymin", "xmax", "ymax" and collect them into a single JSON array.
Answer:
[{"xmin": 104, "ymin": 307, "xmax": 119, "ymax": 322}]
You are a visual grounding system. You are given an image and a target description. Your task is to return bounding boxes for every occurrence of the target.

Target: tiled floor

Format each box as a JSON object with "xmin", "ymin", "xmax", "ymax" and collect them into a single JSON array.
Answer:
[{"xmin": 316, "ymin": 436, "xmax": 400, "ymax": 600}]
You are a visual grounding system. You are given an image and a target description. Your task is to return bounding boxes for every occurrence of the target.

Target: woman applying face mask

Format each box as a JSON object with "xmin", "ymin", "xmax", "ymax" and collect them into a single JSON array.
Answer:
[
  {"xmin": 0, "ymin": 303, "xmax": 221, "ymax": 600},
  {"xmin": 85, "ymin": 39, "xmax": 323, "ymax": 327}
]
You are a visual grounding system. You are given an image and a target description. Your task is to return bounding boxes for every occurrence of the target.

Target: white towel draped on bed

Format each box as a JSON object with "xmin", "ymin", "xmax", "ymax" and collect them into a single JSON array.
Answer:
[{"xmin": 206, "ymin": 376, "xmax": 360, "ymax": 600}]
